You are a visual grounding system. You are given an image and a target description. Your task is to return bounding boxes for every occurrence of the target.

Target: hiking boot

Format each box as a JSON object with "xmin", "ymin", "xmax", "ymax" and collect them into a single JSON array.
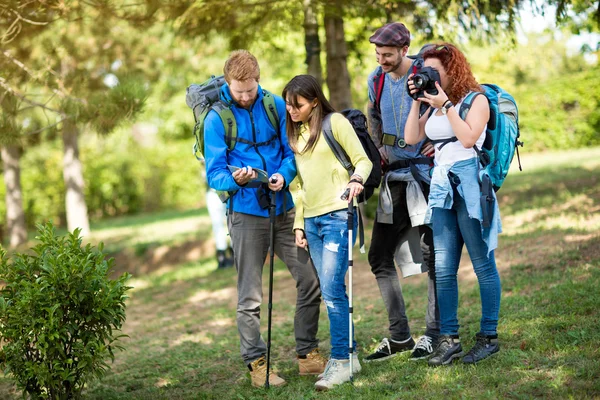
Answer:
[
  {"xmin": 428, "ymin": 335, "xmax": 464, "ymax": 366},
  {"xmin": 298, "ymin": 348, "xmax": 327, "ymax": 376},
  {"xmin": 462, "ymin": 333, "xmax": 499, "ymax": 364},
  {"xmin": 364, "ymin": 337, "xmax": 415, "ymax": 362},
  {"xmin": 248, "ymin": 356, "xmax": 286, "ymax": 388},
  {"xmin": 410, "ymin": 335, "xmax": 436, "ymax": 360},
  {"xmin": 314, "ymin": 358, "xmax": 362, "ymax": 391},
  {"xmin": 317, "ymin": 353, "xmax": 360, "ymax": 379}
]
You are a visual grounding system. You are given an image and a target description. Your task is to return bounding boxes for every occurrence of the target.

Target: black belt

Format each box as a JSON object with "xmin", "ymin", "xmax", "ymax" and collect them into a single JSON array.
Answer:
[{"xmin": 386, "ymin": 157, "xmax": 433, "ymax": 171}]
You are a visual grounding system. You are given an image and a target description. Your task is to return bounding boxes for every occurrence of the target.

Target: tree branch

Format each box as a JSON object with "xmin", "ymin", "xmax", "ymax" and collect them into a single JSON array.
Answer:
[{"xmin": 0, "ymin": 77, "xmax": 63, "ymax": 115}]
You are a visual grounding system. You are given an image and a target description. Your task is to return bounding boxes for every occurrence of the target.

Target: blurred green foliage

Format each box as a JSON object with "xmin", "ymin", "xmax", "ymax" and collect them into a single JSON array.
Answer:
[
  {"xmin": 0, "ymin": 132, "xmax": 205, "ymax": 230},
  {"xmin": 1, "ymin": 22, "xmax": 598, "ymax": 235}
]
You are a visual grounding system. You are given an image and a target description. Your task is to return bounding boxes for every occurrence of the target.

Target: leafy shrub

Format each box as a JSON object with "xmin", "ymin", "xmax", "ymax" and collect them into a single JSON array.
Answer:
[{"xmin": 0, "ymin": 223, "xmax": 131, "ymax": 399}]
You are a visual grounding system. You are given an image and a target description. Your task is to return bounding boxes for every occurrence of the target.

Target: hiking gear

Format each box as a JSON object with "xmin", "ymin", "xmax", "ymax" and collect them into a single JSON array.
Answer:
[
  {"xmin": 248, "ymin": 356, "xmax": 286, "ymax": 388},
  {"xmin": 410, "ymin": 335, "xmax": 436, "ymax": 360},
  {"xmin": 430, "ymin": 84, "xmax": 523, "ymax": 192},
  {"xmin": 369, "ymin": 22, "xmax": 410, "ymax": 48},
  {"xmin": 203, "ymin": 85, "xmax": 296, "ymax": 217},
  {"xmin": 428, "ymin": 335, "xmax": 464, "ymax": 366},
  {"xmin": 315, "ymin": 358, "xmax": 362, "ymax": 391},
  {"xmin": 317, "ymin": 353, "xmax": 360, "ymax": 379},
  {"xmin": 185, "ymin": 75, "xmax": 279, "ymax": 161},
  {"xmin": 322, "ymin": 110, "xmax": 382, "ymax": 203},
  {"xmin": 265, "ymin": 189, "xmax": 277, "ymax": 388},
  {"xmin": 298, "ymin": 348, "xmax": 327, "ymax": 376},
  {"xmin": 364, "ymin": 337, "xmax": 415, "ymax": 362},
  {"xmin": 462, "ymin": 333, "xmax": 500, "ymax": 364},
  {"xmin": 347, "ymin": 202, "xmax": 355, "ymax": 383}
]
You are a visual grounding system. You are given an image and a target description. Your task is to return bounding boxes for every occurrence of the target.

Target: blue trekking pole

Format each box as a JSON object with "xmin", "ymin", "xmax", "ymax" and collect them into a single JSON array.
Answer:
[{"xmin": 265, "ymin": 179, "xmax": 277, "ymax": 388}]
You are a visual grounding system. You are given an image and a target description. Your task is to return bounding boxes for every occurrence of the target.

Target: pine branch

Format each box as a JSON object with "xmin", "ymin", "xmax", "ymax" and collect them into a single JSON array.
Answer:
[{"xmin": 0, "ymin": 77, "xmax": 63, "ymax": 115}]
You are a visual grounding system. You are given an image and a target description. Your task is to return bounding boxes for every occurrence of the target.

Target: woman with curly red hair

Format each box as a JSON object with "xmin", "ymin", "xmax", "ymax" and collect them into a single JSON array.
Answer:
[{"xmin": 405, "ymin": 43, "xmax": 502, "ymax": 366}]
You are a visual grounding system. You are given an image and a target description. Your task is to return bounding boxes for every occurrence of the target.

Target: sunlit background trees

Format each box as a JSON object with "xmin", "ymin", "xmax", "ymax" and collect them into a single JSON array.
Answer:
[{"xmin": 0, "ymin": 0, "xmax": 598, "ymax": 247}]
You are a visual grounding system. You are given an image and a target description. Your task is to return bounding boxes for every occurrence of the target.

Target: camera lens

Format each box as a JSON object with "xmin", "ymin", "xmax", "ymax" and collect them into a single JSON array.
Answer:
[{"xmin": 414, "ymin": 75, "xmax": 426, "ymax": 88}]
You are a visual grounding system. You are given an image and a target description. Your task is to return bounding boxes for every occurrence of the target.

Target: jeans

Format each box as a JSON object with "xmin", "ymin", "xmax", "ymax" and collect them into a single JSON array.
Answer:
[
  {"xmin": 304, "ymin": 208, "xmax": 357, "ymax": 360},
  {"xmin": 432, "ymin": 187, "xmax": 501, "ymax": 337},
  {"xmin": 228, "ymin": 209, "xmax": 321, "ymax": 365},
  {"xmin": 369, "ymin": 181, "xmax": 439, "ymax": 341}
]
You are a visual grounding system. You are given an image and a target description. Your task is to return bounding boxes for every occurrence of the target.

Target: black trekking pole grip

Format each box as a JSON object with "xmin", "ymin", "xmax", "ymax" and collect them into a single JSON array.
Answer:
[{"xmin": 265, "ymin": 189, "xmax": 277, "ymax": 388}]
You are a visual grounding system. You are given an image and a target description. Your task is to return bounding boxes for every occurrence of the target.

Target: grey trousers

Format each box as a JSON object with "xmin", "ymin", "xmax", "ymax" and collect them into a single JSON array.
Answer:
[{"xmin": 228, "ymin": 209, "xmax": 321, "ymax": 365}]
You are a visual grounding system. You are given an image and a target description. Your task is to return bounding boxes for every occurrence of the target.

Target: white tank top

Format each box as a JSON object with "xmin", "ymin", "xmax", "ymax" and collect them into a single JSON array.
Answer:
[{"xmin": 425, "ymin": 98, "xmax": 486, "ymax": 167}]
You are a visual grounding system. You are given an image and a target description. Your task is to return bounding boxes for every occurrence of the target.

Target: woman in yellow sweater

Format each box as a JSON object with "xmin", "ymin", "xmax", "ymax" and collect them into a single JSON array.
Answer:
[{"xmin": 282, "ymin": 75, "xmax": 372, "ymax": 390}]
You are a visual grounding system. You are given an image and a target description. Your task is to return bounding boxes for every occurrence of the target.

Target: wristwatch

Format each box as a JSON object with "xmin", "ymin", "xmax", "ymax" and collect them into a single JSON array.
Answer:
[{"xmin": 441, "ymin": 100, "xmax": 454, "ymax": 115}]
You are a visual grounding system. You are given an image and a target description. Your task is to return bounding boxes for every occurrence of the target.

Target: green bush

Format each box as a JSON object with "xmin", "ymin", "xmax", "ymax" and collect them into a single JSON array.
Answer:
[{"xmin": 0, "ymin": 223, "xmax": 131, "ymax": 399}]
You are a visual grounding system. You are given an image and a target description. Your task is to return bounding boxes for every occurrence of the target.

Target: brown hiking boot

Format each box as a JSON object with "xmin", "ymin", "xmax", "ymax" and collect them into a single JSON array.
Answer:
[
  {"xmin": 248, "ymin": 356, "xmax": 286, "ymax": 388},
  {"xmin": 298, "ymin": 348, "xmax": 327, "ymax": 376}
]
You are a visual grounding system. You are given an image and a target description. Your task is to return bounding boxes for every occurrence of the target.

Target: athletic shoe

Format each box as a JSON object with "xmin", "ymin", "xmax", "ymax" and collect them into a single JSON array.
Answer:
[
  {"xmin": 410, "ymin": 335, "xmax": 436, "ymax": 360},
  {"xmin": 364, "ymin": 337, "xmax": 415, "ymax": 362},
  {"xmin": 462, "ymin": 333, "xmax": 499, "ymax": 364},
  {"xmin": 428, "ymin": 335, "xmax": 464, "ymax": 366},
  {"xmin": 314, "ymin": 357, "xmax": 362, "ymax": 391}
]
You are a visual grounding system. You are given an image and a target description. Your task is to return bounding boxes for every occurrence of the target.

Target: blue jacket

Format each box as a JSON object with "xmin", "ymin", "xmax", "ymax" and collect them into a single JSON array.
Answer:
[{"xmin": 204, "ymin": 84, "xmax": 296, "ymax": 217}]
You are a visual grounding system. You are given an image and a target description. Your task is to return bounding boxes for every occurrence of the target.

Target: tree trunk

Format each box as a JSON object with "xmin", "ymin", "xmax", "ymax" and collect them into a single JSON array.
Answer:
[
  {"xmin": 324, "ymin": 0, "xmax": 352, "ymax": 111},
  {"xmin": 1, "ymin": 145, "xmax": 27, "ymax": 248},
  {"xmin": 303, "ymin": 0, "xmax": 323, "ymax": 86},
  {"xmin": 62, "ymin": 120, "xmax": 90, "ymax": 236}
]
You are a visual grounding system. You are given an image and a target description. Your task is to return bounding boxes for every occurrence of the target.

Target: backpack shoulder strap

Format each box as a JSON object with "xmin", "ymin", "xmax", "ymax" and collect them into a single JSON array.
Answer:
[
  {"xmin": 261, "ymin": 90, "xmax": 280, "ymax": 131},
  {"xmin": 458, "ymin": 91, "xmax": 483, "ymax": 121},
  {"xmin": 211, "ymin": 101, "xmax": 237, "ymax": 151},
  {"xmin": 322, "ymin": 113, "xmax": 353, "ymax": 173},
  {"xmin": 372, "ymin": 67, "xmax": 385, "ymax": 113}
]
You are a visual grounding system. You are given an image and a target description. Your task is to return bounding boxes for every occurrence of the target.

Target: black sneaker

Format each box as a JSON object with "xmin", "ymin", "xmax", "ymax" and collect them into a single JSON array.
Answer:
[
  {"xmin": 410, "ymin": 335, "xmax": 436, "ymax": 360},
  {"xmin": 428, "ymin": 335, "xmax": 463, "ymax": 366},
  {"xmin": 462, "ymin": 333, "xmax": 499, "ymax": 364},
  {"xmin": 364, "ymin": 337, "xmax": 415, "ymax": 362}
]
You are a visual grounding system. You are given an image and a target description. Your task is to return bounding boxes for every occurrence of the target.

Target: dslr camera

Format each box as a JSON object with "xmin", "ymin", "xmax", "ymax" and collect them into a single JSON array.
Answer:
[{"xmin": 408, "ymin": 64, "xmax": 441, "ymax": 100}]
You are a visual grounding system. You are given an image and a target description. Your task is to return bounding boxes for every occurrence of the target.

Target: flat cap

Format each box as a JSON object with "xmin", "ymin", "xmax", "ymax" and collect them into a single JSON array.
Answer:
[{"xmin": 369, "ymin": 22, "xmax": 410, "ymax": 48}]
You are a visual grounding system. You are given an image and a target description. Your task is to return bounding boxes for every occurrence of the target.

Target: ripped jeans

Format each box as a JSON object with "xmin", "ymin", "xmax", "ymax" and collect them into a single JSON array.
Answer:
[{"xmin": 304, "ymin": 208, "xmax": 357, "ymax": 360}]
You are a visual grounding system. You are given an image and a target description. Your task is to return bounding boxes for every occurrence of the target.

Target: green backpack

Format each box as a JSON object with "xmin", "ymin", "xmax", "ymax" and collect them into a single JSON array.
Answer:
[{"xmin": 185, "ymin": 75, "xmax": 280, "ymax": 161}]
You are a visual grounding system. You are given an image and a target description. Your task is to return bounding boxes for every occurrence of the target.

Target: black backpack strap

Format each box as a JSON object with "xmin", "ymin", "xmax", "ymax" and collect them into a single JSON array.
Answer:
[
  {"xmin": 430, "ymin": 137, "xmax": 458, "ymax": 150},
  {"xmin": 322, "ymin": 113, "xmax": 353, "ymax": 173}
]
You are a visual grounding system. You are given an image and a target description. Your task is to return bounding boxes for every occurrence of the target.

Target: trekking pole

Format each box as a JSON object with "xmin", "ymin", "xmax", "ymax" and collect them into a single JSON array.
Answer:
[
  {"xmin": 265, "ymin": 181, "xmax": 277, "ymax": 388},
  {"xmin": 345, "ymin": 195, "xmax": 355, "ymax": 383}
]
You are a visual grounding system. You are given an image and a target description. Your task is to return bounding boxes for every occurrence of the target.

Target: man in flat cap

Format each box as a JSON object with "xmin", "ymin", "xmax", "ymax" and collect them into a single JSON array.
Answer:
[{"xmin": 364, "ymin": 22, "xmax": 440, "ymax": 362}]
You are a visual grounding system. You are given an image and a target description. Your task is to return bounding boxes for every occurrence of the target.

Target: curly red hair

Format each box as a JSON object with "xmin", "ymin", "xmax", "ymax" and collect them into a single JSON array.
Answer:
[{"xmin": 422, "ymin": 43, "xmax": 482, "ymax": 105}]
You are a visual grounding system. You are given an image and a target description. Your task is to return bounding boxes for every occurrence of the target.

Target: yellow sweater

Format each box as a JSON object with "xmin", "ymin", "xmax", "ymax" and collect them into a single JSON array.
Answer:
[{"xmin": 294, "ymin": 113, "xmax": 373, "ymax": 231}]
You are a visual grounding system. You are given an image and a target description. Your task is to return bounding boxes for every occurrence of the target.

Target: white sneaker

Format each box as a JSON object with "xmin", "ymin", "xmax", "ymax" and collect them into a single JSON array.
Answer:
[
  {"xmin": 314, "ymin": 357, "xmax": 362, "ymax": 391},
  {"xmin": 317, "ymin": 353, "xmax": 360, "ymax": 379}
]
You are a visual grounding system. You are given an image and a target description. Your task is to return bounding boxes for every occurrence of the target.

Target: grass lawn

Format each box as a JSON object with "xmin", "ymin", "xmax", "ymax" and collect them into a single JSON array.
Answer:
[{"xmin": 1, "ymin": 147, "xmax": 599, "ymax": 399}]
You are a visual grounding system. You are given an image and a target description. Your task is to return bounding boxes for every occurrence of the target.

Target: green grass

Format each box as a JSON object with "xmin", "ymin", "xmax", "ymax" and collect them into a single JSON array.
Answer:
[{"xmin": 1, "ymin": 147, "xmax": 599, "ymax": 399}]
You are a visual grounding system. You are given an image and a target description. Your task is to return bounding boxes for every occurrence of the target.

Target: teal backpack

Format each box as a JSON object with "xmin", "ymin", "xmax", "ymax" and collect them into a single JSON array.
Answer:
[
  {"xmin": 459, "ymin": 84, "xmax": 523, "ymax": 191},
  {"xmin": 431, "ymin": 84, "xmax": 523, "ymax": 227},
  {"xmin": 432, "ymin": 84, "xmax": 523, "ymax": 191},
  {"xmin": 185, "ymin": 75, "xmax": 280, "ymax": 161}
]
